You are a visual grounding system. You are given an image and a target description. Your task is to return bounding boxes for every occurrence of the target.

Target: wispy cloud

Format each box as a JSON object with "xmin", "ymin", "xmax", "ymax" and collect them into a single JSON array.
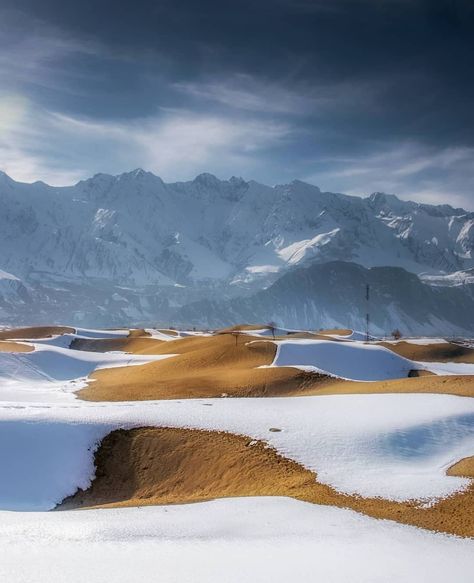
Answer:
[
  {"xmin": 0, "ymin": 96, "xmax": 292, "ymax": 185},
  {"xmin": 174, "ymin": 74, "xmax": 381, "ymax": 118},
  {"xmin": 305, "ymin": 142, "xmax": 474, "ymax": 209}
]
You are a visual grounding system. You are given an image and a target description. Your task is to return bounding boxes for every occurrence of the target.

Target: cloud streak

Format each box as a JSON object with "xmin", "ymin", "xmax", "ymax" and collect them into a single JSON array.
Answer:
[{"xmin": 0, "ymin": 98, "xmax": 293, "ymax": 185}]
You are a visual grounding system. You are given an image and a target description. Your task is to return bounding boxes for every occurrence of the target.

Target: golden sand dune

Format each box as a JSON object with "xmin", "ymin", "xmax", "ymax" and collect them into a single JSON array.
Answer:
[
  {"xmin": 448, "ymin": 456, "xmax": 474, "ymax": 479},
  {"xmin": 79, "ymin": 333, "xmax": 334, "ymax": 400},
  {"xmin": 72, "ymin": 336, "xmax": 165, "ymax": 355},
  {"xmin": 59, "ymin": 426, "xmax": 474, "ymax": 538},
  {"xmin": 317, "ymin": 328, "xmax": 352, "ymax": 336},
  {"xmin": 0, "ymin": 340, "xmax": 34, "ymax": 353},
  {"xmin": 380, "ymin": 340, "xmax": 474, "ymax": 363},
  {"xmin": 0, "ymin": 326, "xmax": 74, "ymax": 340},
  {"xmin": 77, "ymin": 331, "xmax": 474, "ymax": 401},
  {"xmin": 309, "ymin": 375, "xmax": 474, "ymax": 398}
]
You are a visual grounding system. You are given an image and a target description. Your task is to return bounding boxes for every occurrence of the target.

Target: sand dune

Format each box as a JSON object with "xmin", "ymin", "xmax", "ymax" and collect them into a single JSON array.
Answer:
[
  {"xmin": 71, "ymin": 336, "xmax": 165, "ymax": 354},
  {"xmin": 0, "ymin": 326, "xmax": 74, "ymax": 340},
  {"xmin": 0, "ymin": 341, "xmax": 33, "ymax": 353},
  {"xmin": 305, "ymin": 375, "xmax": 474, "ymax": 398},
  {"xmin": 79, "ymin": 334, "xmax": 335, "ymax": 401},
  {"xmin": 60, "ymin": 426, "xmax": 474, "ymax": 538},
  {"xmin": 77, "ymin": 331, "xmax": 474, "ymax": 401},
  {"xmin": 381, "ymin": 341, "xmax": 474, "ymax": 363},
  {"xmin": 448, "ymin": 456, "xmax": 474, "ymax": 478},
  {"xmin": 317, "ymin": 328, "xmax": 352, "ymax": 336}
]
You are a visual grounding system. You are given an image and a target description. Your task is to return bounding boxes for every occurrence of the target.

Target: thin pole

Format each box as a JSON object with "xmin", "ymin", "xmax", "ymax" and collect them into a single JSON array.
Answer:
[{"xmin": 366, "ymin": 284, "xmax": 370, "ymax": 342}]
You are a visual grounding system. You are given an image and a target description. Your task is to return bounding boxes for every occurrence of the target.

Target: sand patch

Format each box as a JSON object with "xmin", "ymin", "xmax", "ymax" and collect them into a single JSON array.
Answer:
[
  {"xmin": 318, "ymin": 328, "xmax": 352, "ymax": 336},
  {"xmin": 71, "ymin": 336, "xmax": 165, "ymax": 355},
  {"xmin": 380, "ymin": 341, "xmax": 474, "ymax": 363},
  {"xmin": 78, "ymin": 334, "xmax": 336, "ymax": 401},
  {"xmin": 77, "ymin": 332, "xmax": 474, "ymax": 401},
  {"xmin": 0, "ymin": 340, "xmax": 34, "ymax": 353},
  {"xmin": 127, "ymin": 329, "xmax": 150, "ymax": 338},
  {"xmin": 448, "ymin": 456, "xmax": 474, "ymax": 479},
  {"xmin": 0, "ymin": 326, "xmax": 75, "ymax": 340},
  {"xmin": 304, "ymin": 375, "xmax": 474, "ymax": 399},
  {"xmin": 59, "ymin": 426, "xmax": 474, "ymax": 538}
]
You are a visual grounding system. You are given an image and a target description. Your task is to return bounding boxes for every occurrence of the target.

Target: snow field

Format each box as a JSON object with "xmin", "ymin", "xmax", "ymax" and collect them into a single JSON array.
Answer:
[{"xmin": 1, "ymin": 497, "xmax": 473, "ymax": 583}]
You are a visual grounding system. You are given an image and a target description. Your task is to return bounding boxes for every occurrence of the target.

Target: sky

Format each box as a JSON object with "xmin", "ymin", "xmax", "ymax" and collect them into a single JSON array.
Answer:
[{"xmin": 0, "ymin": 0, "xmax": 473, "ymax": 209}]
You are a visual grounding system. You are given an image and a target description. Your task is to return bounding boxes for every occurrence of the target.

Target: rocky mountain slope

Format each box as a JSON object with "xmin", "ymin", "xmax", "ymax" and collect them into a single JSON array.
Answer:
[
  {"xmin": 0, "ymin": 170, "xmax": 473, "ymax": 331},
  {"xmin": 174, "ymin": 261, "xmax": 474, "ymax": 336}
]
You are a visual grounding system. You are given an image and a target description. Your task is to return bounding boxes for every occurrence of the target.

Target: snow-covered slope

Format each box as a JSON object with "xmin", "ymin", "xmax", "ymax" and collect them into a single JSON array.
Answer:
[
  {"xmin": 3, "ymin": 498, "xmax": 474, "ymax": 583},
  {"xmin": 0, "ymin": 170, "xmax": 473, "ymax": 328}
]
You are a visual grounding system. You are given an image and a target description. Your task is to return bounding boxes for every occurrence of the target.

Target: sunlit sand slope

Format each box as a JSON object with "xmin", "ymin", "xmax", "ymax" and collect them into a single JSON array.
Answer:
[{"xmin": 59, "ymin": 426, "xmax": 474, "ymax": 538}]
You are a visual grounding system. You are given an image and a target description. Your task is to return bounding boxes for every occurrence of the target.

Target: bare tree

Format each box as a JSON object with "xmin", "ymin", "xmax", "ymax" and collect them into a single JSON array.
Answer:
[
  {"xmin": 231, "ymin": 330, "xmax": 240, "ymax": 346},
  {"xmin": 267, "ymin": 321, "xmax": 277, "ymax": 339},
  {"xmin": 392, "ymin": 328, "xmax": 402, "ymax": 340}
]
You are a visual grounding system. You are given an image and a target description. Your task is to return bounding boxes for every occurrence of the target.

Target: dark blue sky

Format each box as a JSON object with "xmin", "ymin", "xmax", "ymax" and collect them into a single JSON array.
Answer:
[{"xmin": 0, "ymin": 0, "xmax": 473, "ymax": 208}]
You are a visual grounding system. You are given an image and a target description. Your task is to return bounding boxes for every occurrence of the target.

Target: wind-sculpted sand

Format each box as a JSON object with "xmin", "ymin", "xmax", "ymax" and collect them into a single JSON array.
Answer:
[
  {"xmin": 0, "ymin": 340, "xmax": 34, "ymax": 353},
  {"xmin": 448, "ymin": 456, "xmax": 474, "ymax": 478},
  {"xmin": 59, "ymin": 426, "xmax": 474, "ymax": 538},
  {"xmin": 381, "ymin": 341, "xmax": 474, "ymax": 363},
  {"xmin": 79, "ymin": 334, "xmax": 336, "ymax": 401},
  {"xmin": 0, "ymin": 325, "xmax": 75, "ymax": 340},
  {"xmin": 72, "ymin": 335, "xmax": 165, "ymax": 354},
  {"xmin": 78, "ymin": 332, "xmax": 474, "ymax": 401}
]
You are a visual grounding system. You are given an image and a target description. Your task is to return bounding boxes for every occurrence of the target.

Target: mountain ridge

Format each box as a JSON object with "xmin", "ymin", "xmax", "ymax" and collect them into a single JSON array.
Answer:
[{"xmin": 0, "ymin": 169, "xmax": 473, "ymax": 331}]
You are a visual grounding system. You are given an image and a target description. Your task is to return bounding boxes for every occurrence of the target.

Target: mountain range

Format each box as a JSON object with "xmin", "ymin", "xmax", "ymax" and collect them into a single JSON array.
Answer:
[{"xmin": 0, "ymin": 169, "xmax": 473, "ymax": 334}]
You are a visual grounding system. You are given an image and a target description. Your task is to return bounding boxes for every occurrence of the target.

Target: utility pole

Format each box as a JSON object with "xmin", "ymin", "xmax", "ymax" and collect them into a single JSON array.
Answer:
[{"xmin": 366, "ymin": 284, "xmax": 370, "ymax": 342}]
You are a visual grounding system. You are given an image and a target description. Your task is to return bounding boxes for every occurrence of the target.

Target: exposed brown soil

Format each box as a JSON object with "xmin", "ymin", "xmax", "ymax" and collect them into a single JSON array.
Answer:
[
  {"xmin": 380, "ymin": 341, "xmax": 474, "ymax": 363},
  {"xmin": 0, "ymin": 326, "xmax": 75, "ymax": 340},
  {"xmin": 78, "ymin": 334, "xmax": 336, "ymax": 401},
  {"xmin": 59, "ymin": 426, "xmax": 474, "ymax": 538},
  {"xmin": 0, "ymin": 340, "xmax": 34, "ymax": 353}
]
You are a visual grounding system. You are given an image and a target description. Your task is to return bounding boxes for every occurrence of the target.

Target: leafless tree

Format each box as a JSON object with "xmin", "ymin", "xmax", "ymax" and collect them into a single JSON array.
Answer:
[
  {"xmin": 267, "ymin": 321, "xmax": 277, "ymax": 339},
  {"xmin": 392, "ymin": 328, "xmax": 402, "ymax": 340}
]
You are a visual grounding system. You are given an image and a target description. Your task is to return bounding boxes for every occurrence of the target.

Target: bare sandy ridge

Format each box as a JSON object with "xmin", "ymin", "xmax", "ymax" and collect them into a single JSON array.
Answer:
[
  {"xmin": 71, "ymin": 336, "xmax": 166, "ymax": 355},
  {"xmin": 380, "ymin": 341, "xmax": 474, "ymax": 363},
  {"xmin": 0, "ymin": 326, "xmax": 75, "ymax": 340},
  {"xmin": 306, "ymin": 375, "xmax": 474, "ymax": 398},
  {"xmin": 0, "ymin": 340, "xmax": 34, "ymax": 353},
  {"xmin": 77, "ymin": 331, "xmax": 474, "ymax": 401},
  {"xmin": 59, "ymin": 426, "xmax": 474, "ymax": 538},
  {"xmin": 448, "ymin": 456, "xmax": 474, "ymax": 479},
  {"xmin": 78, "ymin": 333, "xmax": 336, "ymax": 401}
]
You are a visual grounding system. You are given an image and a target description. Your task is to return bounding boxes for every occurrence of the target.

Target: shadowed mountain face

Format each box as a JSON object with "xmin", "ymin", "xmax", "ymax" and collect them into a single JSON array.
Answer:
[
  {"xmin": 0, "ymin": 171, "xmax": 473, "ymax": 332},
  {"xmin": 173, "ymin": 262, "xmax": 474, "ymax": 336}
]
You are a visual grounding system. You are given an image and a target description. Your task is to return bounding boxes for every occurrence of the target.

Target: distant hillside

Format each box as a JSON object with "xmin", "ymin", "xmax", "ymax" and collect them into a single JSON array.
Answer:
[{"xmin": 173, "ymin": 262, "xmax": 474, "ymax": 336}]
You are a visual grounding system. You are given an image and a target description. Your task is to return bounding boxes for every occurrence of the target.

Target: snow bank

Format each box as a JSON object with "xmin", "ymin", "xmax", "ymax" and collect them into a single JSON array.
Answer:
[
  {"xmin": 0, "ymin": 344, "xmax": 174, "ymax": 403},
  {"xmin": 1, "ymin": 498, "xmax": 473, "ymax": 583},
  {"xmin": 0, "ymin": 343, "xmax": 170, "ymax": 383},
  {"xmin": 269, "ymin": 339, "xmax": 417, "ymax": 381}
]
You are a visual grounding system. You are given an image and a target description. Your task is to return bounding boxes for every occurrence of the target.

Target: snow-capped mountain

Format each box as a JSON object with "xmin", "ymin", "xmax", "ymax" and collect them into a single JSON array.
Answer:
[{"xmin": 0, "ymin": 169, "xmax": 473, "ymax": 330}]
